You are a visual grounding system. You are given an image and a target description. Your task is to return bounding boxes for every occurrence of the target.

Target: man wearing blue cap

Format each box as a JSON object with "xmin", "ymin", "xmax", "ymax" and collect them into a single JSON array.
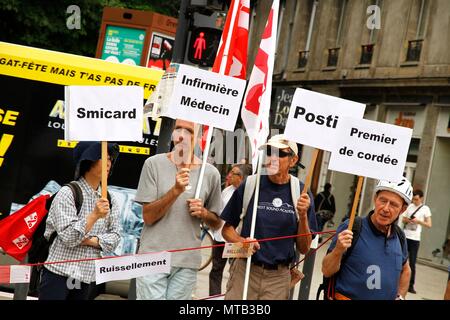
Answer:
[{"xmin": 39, "ymin": 141, "xmax": 122, "ymax": 300}]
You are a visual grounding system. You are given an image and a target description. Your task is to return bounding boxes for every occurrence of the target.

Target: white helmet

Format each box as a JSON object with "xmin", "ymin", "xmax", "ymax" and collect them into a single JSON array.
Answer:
[{"xmin": 374, "ymin": 178, "xmax": 413, "ymax": 205}]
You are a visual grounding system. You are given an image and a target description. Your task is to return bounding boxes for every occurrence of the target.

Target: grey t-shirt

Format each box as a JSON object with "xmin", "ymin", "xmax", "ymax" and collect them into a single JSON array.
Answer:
[{"xmin": 134, "ymin": 153, "xmax": 222, "ymax": 269}]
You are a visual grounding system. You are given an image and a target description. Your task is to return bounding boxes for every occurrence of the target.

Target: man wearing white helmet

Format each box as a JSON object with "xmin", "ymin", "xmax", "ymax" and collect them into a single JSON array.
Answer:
[{"xmin": 322, "ymin": 178, "xmax": 412, "ymax": 300}]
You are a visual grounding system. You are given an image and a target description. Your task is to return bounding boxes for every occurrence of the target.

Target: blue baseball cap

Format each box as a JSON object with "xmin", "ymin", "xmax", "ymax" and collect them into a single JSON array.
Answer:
[{"xmin": 73, "ymin": 141, "xmax": 119, "ymax": 179}]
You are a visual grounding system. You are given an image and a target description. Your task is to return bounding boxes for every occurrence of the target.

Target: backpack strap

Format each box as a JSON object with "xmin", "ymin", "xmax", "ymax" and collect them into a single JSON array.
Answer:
[
  {"xmin": 66, "ymin": 181, "xmax": 83, "ymax": 215},
  {"xmin": 393, "ymin": 223, "xmax": 406, "ymax": 252},
  {"xmin": 236, "ymin": 175, "xmax": 257, "ymax": 234},
  {"xmin": 289, "ymin": 175, "xmax": 300, "ymax": 222},
  {"xmin": 343, "ymin": 216, "xmax": 363, "ymax": 262}
]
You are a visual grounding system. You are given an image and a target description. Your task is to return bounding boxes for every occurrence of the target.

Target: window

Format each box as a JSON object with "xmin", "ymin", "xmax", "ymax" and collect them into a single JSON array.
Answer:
[
  {"xmin": 298, "ymin": 0, "xmax": 319, "ymax": 69},
  {"xmin": 360, "ymin": 44, "xmax": 374, "ymax": 64},
  {"xmin": 406, "ymin": 39, "xmax": 423, "ymax": 62},
  {"xmin": 327, "ymin": 48, "xmax": 339, "ymax": 67},
  {"xmin": 298, "ymin": 51, "xmax": 309, "ymax": 68},
  {"xmin": 416, "ymin": 0, "xmax": 429, "ymax": 39},
  {"xmin": 325, "ymin": 0, "xmax": 347, "ymax": 68},
  {"xmin": 335, "ymin": 0, "xmax": 348, "ymax": 47},
  {"xmin": 404, "ymin": 0, "xmax": 429, "ymax": 62},
  {"xmin": 407, "ymin": 138, "xmax": 420, "ymax": 163}
]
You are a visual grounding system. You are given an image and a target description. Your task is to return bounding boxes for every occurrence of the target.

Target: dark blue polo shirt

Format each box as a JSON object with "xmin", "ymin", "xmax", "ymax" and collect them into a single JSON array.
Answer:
[
  {"xmin": 220, "ymin": 175, "xmax": 317, "ymax": 266},
  {"xmin": 328, "ymin": 214, "xmax": 408, "ymax": 300}
]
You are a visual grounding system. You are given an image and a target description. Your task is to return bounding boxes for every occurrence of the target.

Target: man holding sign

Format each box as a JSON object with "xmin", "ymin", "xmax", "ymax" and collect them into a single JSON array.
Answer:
[
  {"xmin": 134, "ymin": 119, "xmax": 222, "ymax": 300},
  {"xmin": 221, "ymin": 135, "xmax": 317, "ymax": 300},
  {"xmin": 322, "ymin": 178, "xmax": 413, "ymax": 300}
]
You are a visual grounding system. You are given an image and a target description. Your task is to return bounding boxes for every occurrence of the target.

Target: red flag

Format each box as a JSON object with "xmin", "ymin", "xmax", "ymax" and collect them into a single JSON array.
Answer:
[
  {"xmin": 241, "ymin": 0, "xmax": 279, "ymax": 172},
  {"xmin": 0, "ymin": 195, "xmax": 49, "ymax": 261},
  {"xmin": 212, "ymin": 0, "xmax": 249, "ymax": 79},
  {"xmin": 200, "ymin": 0, "xmax": 250, "ymax": 152}
]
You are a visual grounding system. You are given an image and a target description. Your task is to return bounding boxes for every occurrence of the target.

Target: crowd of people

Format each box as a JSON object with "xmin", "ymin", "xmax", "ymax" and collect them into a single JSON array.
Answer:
[{"xmin": 35, "ymin": 119, "xmax": 447, "ymax": 301}]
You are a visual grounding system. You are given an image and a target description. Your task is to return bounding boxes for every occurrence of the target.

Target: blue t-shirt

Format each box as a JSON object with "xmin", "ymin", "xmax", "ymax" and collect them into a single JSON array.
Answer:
[
  {"xmin": 328, "ymin": 214, "xmax": 408, "ymax": 300},
  {"xmin": 220, "ymin": 175, "xmax": 317, "ymax": 265}
]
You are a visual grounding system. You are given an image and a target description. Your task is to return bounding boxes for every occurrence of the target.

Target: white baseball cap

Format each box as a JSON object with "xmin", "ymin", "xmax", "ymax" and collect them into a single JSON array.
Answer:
[{"xmin": 259, "ymin": 134, "xmax": 305, "ymax": 168}]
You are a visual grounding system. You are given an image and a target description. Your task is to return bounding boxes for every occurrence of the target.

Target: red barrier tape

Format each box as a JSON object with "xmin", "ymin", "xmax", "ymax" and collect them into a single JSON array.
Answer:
[{"xmin": 22, "ymin": 230, "xmax": 336, "ymax": 268}]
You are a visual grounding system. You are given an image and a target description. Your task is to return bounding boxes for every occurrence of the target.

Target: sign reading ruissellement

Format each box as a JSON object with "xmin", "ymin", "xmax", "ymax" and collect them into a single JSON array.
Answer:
[
  {"xmin": 64, "ymin": 86, "xmax": 143, "ymax": 141},
  {"xmin": 164, "ymin": 64, "xmax": 246, "ymax": 131},
  {"xmin": 95, "ymin": 251, "xmax": 171, "ymax": 284}
]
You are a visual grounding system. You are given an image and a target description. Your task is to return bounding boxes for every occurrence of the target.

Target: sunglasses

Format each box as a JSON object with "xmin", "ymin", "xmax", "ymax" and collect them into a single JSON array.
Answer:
[{"xmin": 264, "ymin": 147, "xmax": 293, "ymax": 158}]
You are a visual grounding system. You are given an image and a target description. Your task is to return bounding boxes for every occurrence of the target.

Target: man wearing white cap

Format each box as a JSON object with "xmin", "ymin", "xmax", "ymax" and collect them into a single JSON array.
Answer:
[{"xmin": 220, "ymin": 134, "xmax": 317, "ymax": 300}]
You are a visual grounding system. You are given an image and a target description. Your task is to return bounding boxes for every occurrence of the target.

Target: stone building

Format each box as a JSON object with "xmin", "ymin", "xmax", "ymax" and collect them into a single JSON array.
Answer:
[{"xmin": 249, "ymin": 0, "xmax": 449, "ymax": 268}]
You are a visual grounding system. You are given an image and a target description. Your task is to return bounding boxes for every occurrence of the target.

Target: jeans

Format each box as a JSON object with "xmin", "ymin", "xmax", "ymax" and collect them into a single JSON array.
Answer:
[
  {"xmin": 38, "ymin": 268, "xmax": 91, "ymax": 300},
  {"xmin": 136, "ymin": 267, "xmax": 197, "ymax": 300},
  {"xmin": 407, "ymin": 238, "xmax": 420, "ymax": 287}
]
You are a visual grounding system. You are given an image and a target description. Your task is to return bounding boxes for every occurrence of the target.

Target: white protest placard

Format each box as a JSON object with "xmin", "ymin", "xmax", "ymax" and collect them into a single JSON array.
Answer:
[
  {"xmin": 328, "ymin": 117, "xmax": 413, "ymax": 182},
  {"xmin": 65, "ymin": 86, "xmax": 143, "ymax": 141},
  {"xmin": 95, "ymin": 251, "xmax": 171, "ymax": 284},
  {"xmin": 284, "ymin": 88, "xmax": 366, "ymax": 151},
  {"xmin": 10, "ymin": 265, "xmax": 31, "ymax": 283},
  {"xmin": 164, "ymin": 64, "xmax": 246, "ymax": 131},
  {"xmin": 222, "ymin": 242, "xmax": 255, "ymax": 259}
]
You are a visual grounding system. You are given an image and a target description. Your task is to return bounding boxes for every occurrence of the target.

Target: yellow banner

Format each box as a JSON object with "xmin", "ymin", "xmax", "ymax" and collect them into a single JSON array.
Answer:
[
  {"xmin": 119, "ymin": 145, "xmax": 150, "ymax": 155},
  {"xmin": 57, "ymin": 140, "xmax": 78, "ymax": 148},
  {"xmin": 57, "ymin": 140, "xmax": 150, "ymax": 155},
  {"xmin": 0, "ymin": 42, "xmax": 164, "ymax": 99}
]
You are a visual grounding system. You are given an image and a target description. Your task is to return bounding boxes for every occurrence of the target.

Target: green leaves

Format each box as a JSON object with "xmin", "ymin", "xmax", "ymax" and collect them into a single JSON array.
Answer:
[{"xmin": 0, "ymin": 0, "xmax": 180, "ymax": 57}]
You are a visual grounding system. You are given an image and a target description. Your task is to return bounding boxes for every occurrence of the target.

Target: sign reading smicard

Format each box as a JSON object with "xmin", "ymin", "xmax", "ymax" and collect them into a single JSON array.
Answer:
[
  {"xmin": 328, "ymin": 117, "xmax": 413, "ymax": 182},
  {"xmin": 95, "ymin": 251, "xmax": 171, "ymax": 284},
  {"xmin": 65, "ymin": 86, "xmax": 143, "ymax": 141},
  {"xmin": 164, "ymin": 64, "xmax": 246, "ymax": 131},
  {"xmin": 284, "ymin": 89, "xmax": 366, "ymax": 151}
]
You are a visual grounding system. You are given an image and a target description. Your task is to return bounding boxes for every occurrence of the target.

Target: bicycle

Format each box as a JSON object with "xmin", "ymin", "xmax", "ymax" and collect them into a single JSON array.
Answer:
[{"xmin": 198, "ymin": 223, "xmax": 214, "ymax": 271}]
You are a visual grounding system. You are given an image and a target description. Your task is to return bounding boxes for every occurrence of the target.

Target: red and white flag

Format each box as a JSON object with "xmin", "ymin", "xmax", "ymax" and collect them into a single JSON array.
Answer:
[
  {"xmin": 200, "ymin": 0, "xmax": 250, "ymax": 151},
  {"xmin": 212, "ymin": 0, "xmax": 249, "ymax": 79},
  {"xmin": 0, "ymin": 195, "xmax": 49, "ymax": 261},
  {"xmin": 241, "ymin": 0, "xmax": 279, "ymax": 172}
]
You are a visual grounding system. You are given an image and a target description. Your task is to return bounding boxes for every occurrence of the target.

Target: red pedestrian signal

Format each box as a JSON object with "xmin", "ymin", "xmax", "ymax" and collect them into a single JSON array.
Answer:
[
  {"xmin": 193, "ymin": 32, "xmax": 206, "ymax": 59},
  {"xmin": 187, "ymin": 27, "xmax": 222, "ymax": 67}
]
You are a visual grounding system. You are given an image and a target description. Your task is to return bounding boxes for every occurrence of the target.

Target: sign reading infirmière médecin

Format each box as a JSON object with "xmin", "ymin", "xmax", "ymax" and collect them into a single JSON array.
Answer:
[{"xmin": 164, "ymin": 64, "xmax": 246, "ymax": 131}]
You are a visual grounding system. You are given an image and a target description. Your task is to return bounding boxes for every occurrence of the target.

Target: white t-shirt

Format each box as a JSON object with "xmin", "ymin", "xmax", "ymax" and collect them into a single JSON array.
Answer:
[
  {"xmin": 400, "ymin": 203, "xmax": 432, "ymax": 241},
  {"xmin": 212, "ymin": 185, "xmax": 237, "ymax": 242}
]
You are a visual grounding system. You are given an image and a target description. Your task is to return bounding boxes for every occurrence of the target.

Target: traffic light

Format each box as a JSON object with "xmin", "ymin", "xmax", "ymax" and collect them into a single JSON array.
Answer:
[{"xmin": 187, "ymin": 27, "xmax": 222, "ymax": 67}]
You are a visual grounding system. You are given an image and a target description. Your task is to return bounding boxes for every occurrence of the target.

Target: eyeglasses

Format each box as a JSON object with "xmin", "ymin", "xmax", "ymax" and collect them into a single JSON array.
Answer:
[{"xmin": 264, "ymin": 147, "xmax": 293, "ymax": 158}]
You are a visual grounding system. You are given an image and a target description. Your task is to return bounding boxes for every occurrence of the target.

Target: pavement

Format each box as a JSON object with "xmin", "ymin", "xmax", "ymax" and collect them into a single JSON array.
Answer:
[{"xmin": 1, "ymin": 239, "xmax": 448, "ymax": 300}]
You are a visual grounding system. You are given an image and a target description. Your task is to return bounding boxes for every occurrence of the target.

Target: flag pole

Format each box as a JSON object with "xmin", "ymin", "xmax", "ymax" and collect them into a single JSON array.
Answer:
[
  {"xmin": 194, "ymin": 0, "xmax": 240, "ymax": 199},
  {"xmin": 240, "ymin": 0, "xmax": 279, "ymax": 300},
  {"xmin": 101, "ymin": 141, "xmax": 108, "ymax": 198},
  {"xmin": 302, "ymin": 148, "xmax": 319, "ymax": 194},
  {"xmin": 347, "ymin": 176, "xmax": 364, "ymax": 230},
  {"xmin": 242, "ymin": 149, "xmax": 263, "ymax": 300}
]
